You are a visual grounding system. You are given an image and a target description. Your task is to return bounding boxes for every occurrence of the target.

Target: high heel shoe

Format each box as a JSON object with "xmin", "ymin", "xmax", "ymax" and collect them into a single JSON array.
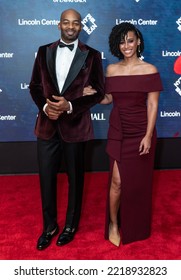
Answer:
[{"xmin": 109, "ymin": 224, "xmax": 121, "ymax": 247}]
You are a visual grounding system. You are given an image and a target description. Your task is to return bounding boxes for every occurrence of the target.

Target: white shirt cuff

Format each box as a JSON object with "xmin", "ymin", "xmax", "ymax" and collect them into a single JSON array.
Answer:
[
  {"xmin": 43, "ymin": 103, "xmax": 48, "ymax": 116},
  {"xmin": 67, "ymin": 101, "xmax": 73, "ymax": 114}
]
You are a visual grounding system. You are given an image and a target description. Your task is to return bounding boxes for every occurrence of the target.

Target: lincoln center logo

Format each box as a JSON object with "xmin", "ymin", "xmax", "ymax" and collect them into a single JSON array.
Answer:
[
  {"xmin": 174, "ymin": 56, "xmax": 181, "ymax": 96},
  {"xmin": 174, "ymin": 77, "xmax": 181, "ymax": 96},
  {"xmin": 176, "ymin": 17, "xmax": 181, "ymax": 32},
  {"xmin": 82, "ymin": 14, "xmax": 97, "ymax": 35}
]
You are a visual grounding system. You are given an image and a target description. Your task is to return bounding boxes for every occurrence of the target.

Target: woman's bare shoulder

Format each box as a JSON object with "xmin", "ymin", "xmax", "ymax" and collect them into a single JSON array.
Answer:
[
  {"xmin": 106, "ymin": 63, "xmax": 121, "ymax": 77},
  {"xmin": 141, "ymin": 61, "xmax": 158, "ymax": 74}
]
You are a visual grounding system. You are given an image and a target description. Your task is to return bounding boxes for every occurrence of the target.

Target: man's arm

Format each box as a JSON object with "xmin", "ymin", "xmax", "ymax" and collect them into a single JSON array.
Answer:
[
  {"xmin": 29, "ymin": 47, "xmax": 47, "ymax": 111},
  {"xmin": 70, "ymin": 51, "xmax": 105, "ymax": 117}
]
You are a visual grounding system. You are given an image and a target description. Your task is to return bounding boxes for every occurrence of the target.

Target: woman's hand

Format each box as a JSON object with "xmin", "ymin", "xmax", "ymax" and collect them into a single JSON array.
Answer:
[
  {"xmin": 139, "ymin": 136, "xmax": 151, "ymax": 155},
  {"xmin": 83, "ymin": 85, "xmax": 97, "ymax": 96}
]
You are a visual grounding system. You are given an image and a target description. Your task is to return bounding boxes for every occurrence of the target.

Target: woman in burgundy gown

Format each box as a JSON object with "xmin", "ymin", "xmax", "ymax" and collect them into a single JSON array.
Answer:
[{"xmin": 84, "ymin": 22, "xmax": 163, "ymax": 247}]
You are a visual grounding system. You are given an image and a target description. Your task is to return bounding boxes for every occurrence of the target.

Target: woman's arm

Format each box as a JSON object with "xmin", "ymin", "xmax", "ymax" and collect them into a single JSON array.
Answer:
[
  {"xmin": 83, "ymin": 64, "xmax": 116, "ymax": 104},
  {"xmin": 139, "ymin": 91, "xmax": 160, "ymax": 155},
  {"xmin": 100, "ymin": 93, "xmax": 112, "ymax": 104},
  {"xmin": 83, "ymin": 86, "xmax": 112, "ymax": 104}
]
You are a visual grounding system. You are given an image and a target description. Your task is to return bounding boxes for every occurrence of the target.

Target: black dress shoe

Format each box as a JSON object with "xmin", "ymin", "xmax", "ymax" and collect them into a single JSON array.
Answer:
[
  {"xmin": 56, "ymin": 227, "xmax": 76, "ymax": 246},
  {"xmin": 37, "ymin": 226, "xmax": 59, "ymax": 250}
]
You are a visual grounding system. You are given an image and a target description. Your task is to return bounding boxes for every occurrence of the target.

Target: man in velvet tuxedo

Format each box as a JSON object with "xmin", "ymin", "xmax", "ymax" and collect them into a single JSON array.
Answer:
[{"xmin": 29, "ymin": 9, "xmax": 104, "ymax": 250}]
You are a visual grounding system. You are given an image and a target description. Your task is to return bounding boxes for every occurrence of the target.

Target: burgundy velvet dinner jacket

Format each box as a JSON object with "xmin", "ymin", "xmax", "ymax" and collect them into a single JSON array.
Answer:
[{"xmin": 29, "ymin": 40, "xmax": 105, "ymax": 142}]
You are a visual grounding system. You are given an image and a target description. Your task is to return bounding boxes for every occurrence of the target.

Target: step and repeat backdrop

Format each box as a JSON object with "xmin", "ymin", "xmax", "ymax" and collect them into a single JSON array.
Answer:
[{"xmin": 0, "ymin": 0, "xmax": 181, "ymax": 141}]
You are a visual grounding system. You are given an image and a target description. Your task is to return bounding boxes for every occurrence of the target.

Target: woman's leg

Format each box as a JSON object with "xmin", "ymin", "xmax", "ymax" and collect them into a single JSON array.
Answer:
[{"xmin": 109, "ymin": 160, "xmax": 121, "ymax": 246}]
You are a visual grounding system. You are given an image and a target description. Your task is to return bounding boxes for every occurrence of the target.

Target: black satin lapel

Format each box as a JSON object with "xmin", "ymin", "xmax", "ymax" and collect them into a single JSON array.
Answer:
[
  {"xmin": 46, "ymin": 47, "xmax": 59, "ymax": 93},
  {"xmin": 61, "ymin": 48, "xmax": 89, "ymax": 95}
]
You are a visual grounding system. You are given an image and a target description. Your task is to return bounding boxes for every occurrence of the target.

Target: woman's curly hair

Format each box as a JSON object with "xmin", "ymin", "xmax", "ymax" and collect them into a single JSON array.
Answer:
[{"xmin": 109, "ymin": 22, "xmax": 144, "ymax": 59}]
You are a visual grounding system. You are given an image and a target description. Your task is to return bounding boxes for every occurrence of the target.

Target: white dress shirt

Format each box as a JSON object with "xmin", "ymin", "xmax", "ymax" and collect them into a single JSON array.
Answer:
[
  {"xmin": 56, "ymin": 39, "xmax": 78, "ymax": 93},
  {"xmin": 43, "ymin": 39, "xmax": 78, "ymax": 115}
]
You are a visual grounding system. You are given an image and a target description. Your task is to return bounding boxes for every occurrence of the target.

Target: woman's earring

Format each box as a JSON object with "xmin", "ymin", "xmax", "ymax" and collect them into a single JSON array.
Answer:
[{"xmin": 138, "ymin": 44, "xmax": 141, "ymax": 54}]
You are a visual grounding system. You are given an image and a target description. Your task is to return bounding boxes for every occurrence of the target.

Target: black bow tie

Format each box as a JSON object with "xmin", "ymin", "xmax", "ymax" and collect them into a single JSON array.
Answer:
[{"xmin": 59, "ymin": 42, "xmax": 74, "ymax": 51}]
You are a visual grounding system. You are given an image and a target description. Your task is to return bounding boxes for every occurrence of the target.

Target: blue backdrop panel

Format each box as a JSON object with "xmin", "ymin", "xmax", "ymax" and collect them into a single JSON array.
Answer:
[{"xmin": 0, "ymin": 0, "xmax": 181, "ymax": 141}]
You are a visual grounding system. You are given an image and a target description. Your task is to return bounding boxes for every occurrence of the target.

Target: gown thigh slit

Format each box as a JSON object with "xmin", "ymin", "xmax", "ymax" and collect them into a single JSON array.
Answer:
[{"xmin": 109, "ymin": 160, "xmax": 121, "ymax": 226}]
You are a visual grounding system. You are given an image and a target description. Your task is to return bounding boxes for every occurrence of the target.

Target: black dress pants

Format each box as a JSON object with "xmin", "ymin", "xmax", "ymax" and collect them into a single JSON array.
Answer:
[{"xmin": 37, "ymin": 132, "xmax": 86, "ymax": 232}]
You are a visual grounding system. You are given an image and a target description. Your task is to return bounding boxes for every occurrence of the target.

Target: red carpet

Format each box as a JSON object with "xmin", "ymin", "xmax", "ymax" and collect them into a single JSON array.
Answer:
[{"xmin": 0, "ymin": 170, "xmax": 180, "ymax": 260}]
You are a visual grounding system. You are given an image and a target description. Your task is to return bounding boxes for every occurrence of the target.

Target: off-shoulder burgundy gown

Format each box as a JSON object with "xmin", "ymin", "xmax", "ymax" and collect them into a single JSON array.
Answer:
[{"xmin": 105, "ymin": 73, "xmax": 163, "ymax": 244}]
